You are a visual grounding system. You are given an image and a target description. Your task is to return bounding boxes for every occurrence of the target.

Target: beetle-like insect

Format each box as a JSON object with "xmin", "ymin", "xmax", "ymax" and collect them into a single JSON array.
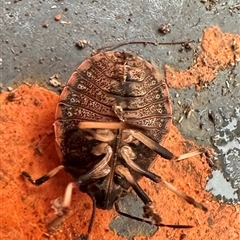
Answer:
[{"xmin": 22, "ymin": 51, "xmax": 207, "ymax": 239}]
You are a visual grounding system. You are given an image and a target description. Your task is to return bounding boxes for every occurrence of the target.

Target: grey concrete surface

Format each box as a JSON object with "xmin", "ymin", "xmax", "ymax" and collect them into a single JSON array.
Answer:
[
  {"xmin": 1, "ymin": 0, "xmax": 239, "ymax": 88},
  {"xmin": 1, "ymin": 0, "xmax": 240, "ymax": 239}
]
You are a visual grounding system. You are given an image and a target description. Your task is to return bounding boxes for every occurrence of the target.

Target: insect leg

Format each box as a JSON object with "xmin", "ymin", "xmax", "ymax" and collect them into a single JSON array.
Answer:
[
  {"xmin": 115, "ymin": 165, "xmax": 152, "ymax": 205},
  {"xmin": 49, "ymin": 183, "xmax": 97, "ymax": 240},
  {"xmin": 160, "ymin": 179, "xmax": 208, "ymax": 212},
  {"xmin": 120, "ymin": 145, "xmax": 161, "ymax": 183},
  {"xmin": 129, "ymin": 130, "xmax": 202, "ymax": 161},
  {"xmin": 78, "ymin": 121, "xmax": 144, "ymax": 131},
  {"xmin": 22, "ymin": 165, "xmax": 64, "ymax": 186},
  {"xmin": 48, "ymin": 182, "xmax": 77, "ymax": 233},
  {"xmin": 114, "ymin": 203, "xmax": 193, "ymax": 228},
  {"xmin": 118, "ymin": 149, "xmax": 208, "ymax": 212},
  {"xmin": 77, "ymin": 144, "xmax": 112, "ymax": 184},
  {"xmin": 176, "ymin": 151, "xmax": 203, "ymax": 161},
  {"xmin": 129, "ymin": 130, "xmax": 174, "ymax": 159},
  {"xmin": 83, "ymin": 129, "xmax": 115, "ymax": 142},
  {"xmin": 48, "ymin": 182, "xmax": 76, "ymax": 218}
]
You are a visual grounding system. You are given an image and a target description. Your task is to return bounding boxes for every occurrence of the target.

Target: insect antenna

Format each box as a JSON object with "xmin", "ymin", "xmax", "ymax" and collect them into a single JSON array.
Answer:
[{"xmin": 96, "ymin": 39, "xmax": 195, "ymax": 52}]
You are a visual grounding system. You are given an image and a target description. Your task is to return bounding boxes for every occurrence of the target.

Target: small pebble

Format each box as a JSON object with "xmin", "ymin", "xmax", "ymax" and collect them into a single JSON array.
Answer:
[
  {"xmin": 55, "ymin": 14, "xmax": 61, "ymax": 21},
  {"xmin": 7, "ymin": 86, "xmax": 13, "ymax": 91}
]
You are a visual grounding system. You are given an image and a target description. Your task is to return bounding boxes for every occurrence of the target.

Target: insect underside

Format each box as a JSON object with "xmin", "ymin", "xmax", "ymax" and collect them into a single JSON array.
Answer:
[{"xmin": 22, "ymin": 51, "xmax": 207, "ymax": 239}]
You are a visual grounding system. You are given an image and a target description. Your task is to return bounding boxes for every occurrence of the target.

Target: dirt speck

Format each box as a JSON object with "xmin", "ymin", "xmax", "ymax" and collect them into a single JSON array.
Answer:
[{"xmin": 55, "ymin": 14, "xmax": 62, "ymax": 21}]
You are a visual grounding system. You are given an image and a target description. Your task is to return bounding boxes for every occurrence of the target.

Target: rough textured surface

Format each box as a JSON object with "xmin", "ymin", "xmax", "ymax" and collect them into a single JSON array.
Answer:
[
  {"xmin": 166, "ymin": 27, "xmax": 240, "ymax": 88},
  {"xmin": 1, "ymin": 1, "xmax": 240, "ymax": 88}
]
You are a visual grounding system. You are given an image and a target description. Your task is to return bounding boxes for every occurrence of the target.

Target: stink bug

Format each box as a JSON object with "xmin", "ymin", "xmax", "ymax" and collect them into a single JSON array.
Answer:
[{"xmin": 22, "ymin": 51, "xmax": 207, "ymax": 239}]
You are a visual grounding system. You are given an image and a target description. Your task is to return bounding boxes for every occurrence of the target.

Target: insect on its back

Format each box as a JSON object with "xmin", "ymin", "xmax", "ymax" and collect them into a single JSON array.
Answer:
[
  {"xmin": 22, "ymin": 51, "xmax": 207, "ymax": 239},
  {"xmin": 54, "ymin": 51, "xmax": 172, "ymax": 209}
]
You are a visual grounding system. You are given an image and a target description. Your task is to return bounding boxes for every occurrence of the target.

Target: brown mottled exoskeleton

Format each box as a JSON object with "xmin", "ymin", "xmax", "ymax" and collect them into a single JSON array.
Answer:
[{"xmin": 22, "ymin": 52, "xmax": 207, "ymax": 239}]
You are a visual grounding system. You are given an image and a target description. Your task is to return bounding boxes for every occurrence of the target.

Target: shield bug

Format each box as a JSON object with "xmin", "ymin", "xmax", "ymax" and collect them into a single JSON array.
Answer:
[{"xmin": 22, "ymin": 51, "xmax": 207, "ymax": 239}]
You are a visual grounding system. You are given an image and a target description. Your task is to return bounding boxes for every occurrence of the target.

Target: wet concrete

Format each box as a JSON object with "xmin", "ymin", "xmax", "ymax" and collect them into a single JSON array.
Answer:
[
  {"xmin": 206, "ymin": 108, "xmax": 240, "ymax": 203},
  {"xmin": 170, "ymin": 63, "xmax": 240, "ymax": 205},
  {"xmin": 206, "ymin": 169, "xmax": 239, "ymax": 203},
  {"xmin": 1, "ymin": 0, "xmax": 240, "ymax": 239}
]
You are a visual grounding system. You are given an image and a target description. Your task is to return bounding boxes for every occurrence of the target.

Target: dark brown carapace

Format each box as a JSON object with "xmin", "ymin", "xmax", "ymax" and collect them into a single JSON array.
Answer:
[{"xmin": 22, "ymin": 51, "xmax": 207, "ymax": 239}]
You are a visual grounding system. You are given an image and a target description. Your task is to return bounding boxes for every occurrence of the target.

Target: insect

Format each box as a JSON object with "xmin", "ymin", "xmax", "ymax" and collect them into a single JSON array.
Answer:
[{"xmin": 22, "ymin": 51, "xmax": 207, "ymax": 239}]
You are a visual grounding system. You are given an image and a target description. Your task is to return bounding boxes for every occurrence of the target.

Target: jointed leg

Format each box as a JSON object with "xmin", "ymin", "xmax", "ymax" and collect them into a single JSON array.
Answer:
[
  {"xmin": 120, "ymin": 146, "xmax": 208, "ymax": 212},
  {"xmin": 48, "ymin": 182, "xmax": 76, "ymax": 231},
  {"xmin": 115, "ymin": 165, "xmax": 152, "ymax": 205},
  {"xmin": 115, "ymin": 202, "xmax": 193, "ymax": 228},
  {"xmin": 22, "ymin": 165, "xmax": 64, "ymax": 186}
]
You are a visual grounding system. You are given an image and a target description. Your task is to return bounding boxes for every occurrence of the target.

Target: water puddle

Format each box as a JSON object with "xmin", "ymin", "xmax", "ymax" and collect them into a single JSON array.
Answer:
[{"xmin": 206, "ymin": 108, "xmax": 240, "ymax": 204}]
